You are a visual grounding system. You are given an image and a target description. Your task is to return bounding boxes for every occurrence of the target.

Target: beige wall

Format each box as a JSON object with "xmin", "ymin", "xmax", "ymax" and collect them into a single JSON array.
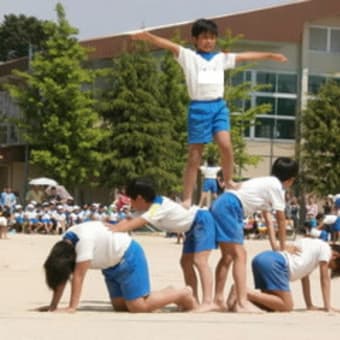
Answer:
[{"xmin": 241, "ymin": 141, "xmax": 295, "ymax": 179}]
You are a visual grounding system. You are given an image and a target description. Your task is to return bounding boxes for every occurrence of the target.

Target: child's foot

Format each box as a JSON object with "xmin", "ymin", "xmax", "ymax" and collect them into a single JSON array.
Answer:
[
  {"xmin": 177, "ymin": 286, "xmax": 196, "ymax": 311},
  {"xmin": 193, "ymin": 302, "xmax": 222, "ymax": 313},
  {"xmin": 213, "ymin": 298, "xmax": 228, "ymax": 312},
  {"xmin": 234, "ymin": 301, "xmax": 264, "ymax": 314},
  {"xmin": 226, "ymin": 284, "xmax": 237, "ymax": 311}
]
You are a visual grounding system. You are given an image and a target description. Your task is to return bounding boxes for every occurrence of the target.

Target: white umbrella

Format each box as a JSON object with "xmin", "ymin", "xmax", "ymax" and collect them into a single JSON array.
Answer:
[
  {"xmin": 29, "ymin": 177, "xmax": 58, "ymax": 186},
  {"xmin": 46, "ymin": 185, "xmax": 73, "ymax": 201}
]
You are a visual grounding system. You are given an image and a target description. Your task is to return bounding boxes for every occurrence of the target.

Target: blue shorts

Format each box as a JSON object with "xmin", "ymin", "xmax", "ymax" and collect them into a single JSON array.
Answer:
[
  {"xmin": 335, "ymin": 198, "xmax": 340, "ymax": 209},
  {"xmin": 320, "ymin": 230, "xmax": 331, "ymax": 241},
  {"xmin": 188, "ymin": 99, "xmax": 230, "ymax": 144},
  {"xmin": 331, "ymin": 217, "xmax": 340, "ymax": 232},
  {"xmin": 202, "ymin": 178, "xmax": 218, "ymax": 193},
  {"xmin": 102, "ymin": 240, "xmax": 150, "ymax": 301},
  {"xmin": 210, "ymin": 192, "xmax": 244, "ymax": 244},
  {"xmin": 183, "ymin": 210, "xmax": 217, "ymax": 254},
  {"xmin": 252, "ymin": 251, "xmax": 290, "ymax": 292}
]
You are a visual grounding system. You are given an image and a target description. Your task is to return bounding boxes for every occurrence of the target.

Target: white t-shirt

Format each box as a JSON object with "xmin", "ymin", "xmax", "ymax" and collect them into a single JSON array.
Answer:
[
  {"xmin": 141, "ymin": 196, "xmax": 199, "ymax": 233},
  {"xmin": 65, "ymin": 221, "xmax": 131, "ymax": 269},
  {"xmin": 200, "ymin": 165, "xmax": 221, "ymax": 179},
  {"xmin": 176, "ymin": 47, "xmax": 236, "ymax": 100},
  {"xmin": 230, "ymin": 176, "xmax": 285, "ymax": 216},
  {"xmin": 283, "ymin": 238, "xmax": 331, "ymax": 281},
  {"xmin": 323, "ymin": 215, "xmax": 337, "ymax": 225}
]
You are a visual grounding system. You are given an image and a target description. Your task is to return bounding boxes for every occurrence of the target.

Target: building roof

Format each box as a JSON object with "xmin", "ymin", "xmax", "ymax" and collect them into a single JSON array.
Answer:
[
  {"xmin": 1, "ymin": 0, "xmax": 340, "ymax": 76},
  {"xmin": 80, "ymin": 0, "xmax": 340, "ymax": 60}
]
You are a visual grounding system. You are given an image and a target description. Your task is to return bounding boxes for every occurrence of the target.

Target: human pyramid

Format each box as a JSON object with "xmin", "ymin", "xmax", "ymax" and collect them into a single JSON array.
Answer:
[{"xmin": 37, "ymin": 19, "xmax": 340, "ymax": 314}]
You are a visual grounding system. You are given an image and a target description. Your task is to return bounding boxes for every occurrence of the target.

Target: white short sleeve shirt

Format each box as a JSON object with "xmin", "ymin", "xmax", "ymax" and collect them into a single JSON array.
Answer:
[
  {"xmin": 141, "ymin": 196, "xmax": 199, "ymax": 233},
  {"xmin": 283, "ymin": 238, "xmax": 331, "ymax": 281},
  {"xmin": 176, "ymin": 46, "xmax": 236, "ymax": 100},
  {"xmin": 65, "ymin": 221, "xmax": 131, "ymax": 269},
  {"xmin": 200, "ymin": 165, "xmax": 221, "ymax": 179},
  {"xmin": 230, "ymin": 176, "xmax": 285, "ymax": 216}
]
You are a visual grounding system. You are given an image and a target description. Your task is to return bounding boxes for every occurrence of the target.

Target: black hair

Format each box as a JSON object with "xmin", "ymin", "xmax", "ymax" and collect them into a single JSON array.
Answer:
[
  {"xmin": 271, "ymin": 157, "xmax": 298, "ymax": 182},
  {"xmin": 126, "ymin": 177, "xmax": 156, "ymax": 202},
  {"xmin": 191, "ymin": 19, "xmax": 218, "ymax": 37},
  {"xmin": 207, "ymin": 157, "xmax": 215, "ymax": 167},
  {"xmin": 44, "ymin": 241, "xmax": 76, "ymax": 290},
  {"xmin": 330, "ymin": 244, "xmax": 340, "ymax": 278}
]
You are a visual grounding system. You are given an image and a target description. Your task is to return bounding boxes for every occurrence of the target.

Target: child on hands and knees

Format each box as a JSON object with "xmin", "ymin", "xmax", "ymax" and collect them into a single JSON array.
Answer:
[
  {"xmin": 243, "ymin": 238, "xmax": 340, "ymax": 313},
  {"xmin": 109, "ymin": 177, "xmax": 218, "ymax": 312},
  {"xmin": 210, "ymin": 157, "xmax": 299, "ymax": 312},
  {"xmin": 131, "ymin": 18, "xmax": 287, "ymax": 208},
  {"xmin": 36, "ymin": 221, "xmax": 195, "ymax": 313}
]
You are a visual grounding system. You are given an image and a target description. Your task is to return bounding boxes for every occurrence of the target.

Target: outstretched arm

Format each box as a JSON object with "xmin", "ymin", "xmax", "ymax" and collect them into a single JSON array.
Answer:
[
  {"xmin": 131, "ymin": 31, "xmax": 180, "ymax": 57},
  {"xmin": 35, "ymin": 281, "xmax": 67, "ymax": 312},
  {"xmin": 66, "ymin": 260, "xmax": 91, "ymax": 313},
  {"xmin": 262, "ymin": 210, "xmax": 278, "ymax": 251},
  {"xmin": 235, "ymin": 52, "xmax": 287, "ymax": 63},
  {"xmin": 108, "ymin": 216, "xmax": 149, "ymax": 233},
  {"xmin": 274, "ymin": 210, "xmax": 287, "ymax": 251},
  {"xmin": 319, "ymin": 261, "xmax": 332, "ymax": 312}
]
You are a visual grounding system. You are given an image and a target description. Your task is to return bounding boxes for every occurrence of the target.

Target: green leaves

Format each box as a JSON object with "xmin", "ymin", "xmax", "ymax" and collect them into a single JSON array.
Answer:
[
  {"xmin": 301, "ymin": 80, "xmax": 340, "ymax": 194},
  {"xmin": 6, "ymin": 4, "xmax": 105, "ymax": 190}
]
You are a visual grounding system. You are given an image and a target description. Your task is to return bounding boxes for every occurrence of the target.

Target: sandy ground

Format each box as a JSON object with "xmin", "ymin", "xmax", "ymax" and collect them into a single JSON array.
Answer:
[{"xmin": 0, "ymin": 232, "xmax": 340, "ymax": 340}]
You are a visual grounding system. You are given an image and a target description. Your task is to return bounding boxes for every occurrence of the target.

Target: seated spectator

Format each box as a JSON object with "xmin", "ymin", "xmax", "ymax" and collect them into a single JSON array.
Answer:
[{"xmin": 0, "ymin": 205, "xmax": 11, "ymax": 239}]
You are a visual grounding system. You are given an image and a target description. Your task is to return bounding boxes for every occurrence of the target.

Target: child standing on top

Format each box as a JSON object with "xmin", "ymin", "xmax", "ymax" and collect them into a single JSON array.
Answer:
[{"xmin": 131, "ymin": 18, "xmax": 287, "ymax": 207}]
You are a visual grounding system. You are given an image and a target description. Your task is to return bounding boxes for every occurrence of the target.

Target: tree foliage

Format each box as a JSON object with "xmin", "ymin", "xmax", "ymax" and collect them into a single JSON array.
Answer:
[
  {"xmin": 98, "ymin": 43, "xmax": 185, "ymax": 193},
  {"xmin": 6, "ymin": 3, "xmax": 105, "ymax": 191},
  {"xmin": 300, "ymin": 80, "xmax": 340, "ymax": 194},
  {"xmin": 0, "ymin": 14, "xmax": 49, "ymax": 61}
]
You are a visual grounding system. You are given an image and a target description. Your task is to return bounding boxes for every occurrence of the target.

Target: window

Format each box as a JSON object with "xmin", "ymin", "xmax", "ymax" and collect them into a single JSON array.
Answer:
[
  {"xmin": 277, "ymin": 98, "xmax": 296, "ymax": 116},
  {"xmin": 308, "ymin": 75, "xmax": 327, "ymax": 94},
  {"xmin": 256, "ymin": 72, "xmax": 276, "ymax": 92},
  {"xmin": 309, "ymin": 27, "xmax": 327, "ymax": 51},
  {"xmin": 309, "ymin": 26, "xmax": 340, "ymax": 53},
  {"xmin": 255, "ymin": 97, "xmax": 296, "ymax": 117},
  {"xmin": 330, "ymin": 29, "xmax": 340, "ymax": 53},
  {"xmin": 254, "ymin": 118, "xmax": 295, "ymax": 139},
  {"xmin": 230, "ymin": 70, "xmax": 297, "ymax": 141},
  {"xmin": 277, "ymin": 74, "xmax": 297, "ymax": 93}
]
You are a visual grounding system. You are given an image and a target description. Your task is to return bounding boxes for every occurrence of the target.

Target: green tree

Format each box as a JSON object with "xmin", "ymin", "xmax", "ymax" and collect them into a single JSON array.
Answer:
[
  {"xmin": 6, "ymin": 3, "xmax": 105, "ymax": 193},
  {"xmin": 0, "ymin": 14, "xmax": 49, "ymax": 61},
  {"xmin": 300, "ymin": 80, "xmax": 340, "ymax": 194},
  {"xmin": 98, "ymin": 43, "xmax": 183, "ymax": 193},
  {"xmin": 158, "ymin": 42, "xmax": 188, "ymax": 192}
]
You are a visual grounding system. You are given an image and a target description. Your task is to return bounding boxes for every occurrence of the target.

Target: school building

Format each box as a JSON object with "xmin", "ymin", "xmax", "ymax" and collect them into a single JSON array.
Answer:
[{"xmin": 0, "ymin": 0, "xmax": 339, "ymax": 201}]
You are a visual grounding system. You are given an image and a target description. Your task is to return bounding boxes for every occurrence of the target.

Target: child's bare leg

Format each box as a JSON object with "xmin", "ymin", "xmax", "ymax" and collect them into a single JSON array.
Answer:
[
  {"xmin": 247, "ymin": 289, "xmax": 293, "ymax": 312},
  {"xmin": 214, "ymin": 131, "xmax": 238, "ymax": 189},
  {"xmin": 192, "ymin": 250, "xmax": 216, "ymax": 312},
  {"xmin": 214, "ymin": 246, "xmax": 233, "ymax": 310},
  {"xmin": 227, "ymin": 243, "xmax": 258, "ymax": 312},
  {"xmin": 182, "ymin": 144, "xmax": 204, "ymax": 208},
  {"xmin": 199, "ymin": 192, "xmax": 207, "ymax": 207},
  {"xmin": 180, "ymin": 253, "xmax": 199, "ymax": 302},
  {"xmin": 111, "ymin": 297, "xmax": 129, "ymax": 311},
  {"xmin": 125, "ymin": 286, "xmax": 195, "ymax": 313}
]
